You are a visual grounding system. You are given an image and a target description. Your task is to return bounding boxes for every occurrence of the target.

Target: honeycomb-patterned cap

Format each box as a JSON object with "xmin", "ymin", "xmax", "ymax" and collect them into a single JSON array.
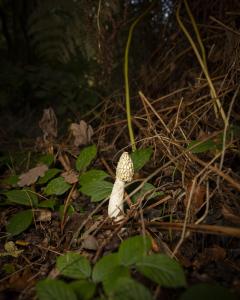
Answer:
[{"xmin": 116, "ymin": 152, "xmax": 134, "ymax": 182}]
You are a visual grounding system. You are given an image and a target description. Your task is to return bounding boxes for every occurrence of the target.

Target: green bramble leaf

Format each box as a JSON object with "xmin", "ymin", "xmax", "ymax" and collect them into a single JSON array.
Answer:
[
  {"xmin": 5, "ymin": 189, "xmax": 38, "ymax": 207},
  {"xmin": 92, "ymin": 253, "xmax": 120, "ymax": 283},
  {"xmin": 131, "ymin": 148, "xmax": 152, "ymax": 171},
  {"xmin": 112, "ymin": 277, "xmax": 153, "ymax": 300},
  {"xmin": 102, "ymin": 266, "xmax": 130, "ymax": 295},
  {"xmin": 80, "ymin": 180, "xmax": 113, "ymax": 202},
  {"xmin": 118, "ymin": 235, "xmax": 151, "ymax": 266},
  {"xmin": 44, "ymin": 177, "xmax": 71, "ymax": 195},
  {"xmin": 69, "ymin": 280, "xmax": 96, "ymax": 300},
  {"xmin": 36, "ymin": 279, "xmax": 77, "ymax": 300},
  {"xmin": 1, "ymin": 175, "xmax": 19, "ymax": 186},
  {"xmin": 6, "ymin": 210, "xmax": 33, "ymax": 236},
  {"xmin": 136, "ymin": 254, "xmax": 186, "ymax": 287},
  {"xmin": 38, "ymin": 154, "xmax": 54, "ymax": 166},
  {"xmin": 76, "ymin": 145, "xmax": 97, "ymax": 172},
  {"xmin": 79, "ymin": 169, "xmax": 109, "ymax": 186},
  {"xmin": 38, "ymin": 199, "xmax": 56, "ymax": 210},
  {"xmin": 187, "ymin": 139, "xmax": 216, "ymax": 154},
  {"xmin": 56, "ymin": 253, "xmax": 91, "ymax": 279},
  {"xmin": 37, "ymin": 168, "xmax": 61, "ymax": 184}
]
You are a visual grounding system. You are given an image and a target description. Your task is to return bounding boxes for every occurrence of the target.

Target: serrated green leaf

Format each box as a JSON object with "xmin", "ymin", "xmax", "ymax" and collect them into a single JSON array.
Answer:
[
  {"xmin": 118, "ymin": 235, "xmax": 151, "ymax": 266},
  {"xmin": 38, "ymin": 199, "xmax": 56, "ymax": 209},
  {"xmin": 112, "ymin": 277, "xmax": 153, "ymax": 300},
  {"xmin": 36, "ymin": 279, "xmax": 77, "ymax": 300},
  {"xmin": 136, "ymin": 254, "xmax": 186, "ymax": 287},
  {"xmin": 92, "ymin": 253, "xmax": 120, "ymax": 282},
  {"xmin": 44, "ymin": 177, "xmax": 71, "ymax": 195},
  {"xmin": 38, "ymin": 154, "xmax": 54, "ymax": 167},
  {"xmin": 6, "ymin": 210, "xmax": 33, "ymax": 236},
  {"xmin": 80, "ymin": 180, "xmax": 113, "ymax": 202},
  {"xmin": 57, "ymin": 253, "xmax": 91, "ymax": 279},
  {"xmin": 187, "ymin": 139, "xmax": 216, "ymax": 154},
  {"xmin": 179, "ymin": 283, "xmax": 237, "ymax": 300},
  {"xmin": 103, "ymin": 266, "xmax": 130, "ymax": 295},
  {"xmin": 37, "ymin": 168, "xmax": 61, "ymax": 184},
  {"xmin": 5, "ymin": 189, "xmax": 38, "ymax": 207},
  {"xmin": 69, "ymin": 280, "xmax": 96, "ymax": 300},
  {"xmin": 1, "ymin": 175, "xmax": 19, "ymax": 186},
  {"xmin": 76, "ymin": 144, "xmax": 97, "ymax": 172},
  {"xmin": 131, "ymin": 148, "xmax": 152, "ymax": 171},
  {"xmin": 79, "ymin": 169, "xmax": 109, "ymax": 186}
]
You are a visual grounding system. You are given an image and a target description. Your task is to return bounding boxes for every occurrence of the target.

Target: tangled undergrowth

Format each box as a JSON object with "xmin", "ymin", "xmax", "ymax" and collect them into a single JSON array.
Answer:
[
  {"xmin": 1, "ymin": 78, "xmax": 240, "ymax": 299},
  {"xmin": 1, "ymin": 1, "xmax": 240, "ymax": 299}
]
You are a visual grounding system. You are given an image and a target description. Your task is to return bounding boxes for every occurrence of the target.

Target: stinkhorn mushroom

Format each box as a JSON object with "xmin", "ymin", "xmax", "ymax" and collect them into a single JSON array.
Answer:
[{"xmin": 108, "ymin": 152, "xmax": 134, "ymax": 220}]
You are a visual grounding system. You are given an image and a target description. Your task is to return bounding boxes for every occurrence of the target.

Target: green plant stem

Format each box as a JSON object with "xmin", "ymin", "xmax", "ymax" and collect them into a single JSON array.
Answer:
[
  {"xmin": 124, "ymin": 3, "xmax": 154, "ymax": 152},
  {"xmin": 176, "ymin": 3, "xmax": 227, "ymax": 125},
  {"xmin": 183, "ymin": 0, "xmax": 207, "ymax": 68}
]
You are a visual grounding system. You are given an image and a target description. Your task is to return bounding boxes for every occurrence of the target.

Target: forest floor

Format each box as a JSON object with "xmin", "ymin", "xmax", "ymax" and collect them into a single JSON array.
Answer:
[{"xmin": 0, "ymin": 84, "xmax": 240, "ymax": 300}]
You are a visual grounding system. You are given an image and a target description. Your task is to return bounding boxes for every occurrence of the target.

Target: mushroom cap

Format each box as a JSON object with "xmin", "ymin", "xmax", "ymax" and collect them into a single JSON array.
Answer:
[{"xmin": 116, "ymin": 152, "xmax": 134, "ymax": 182}]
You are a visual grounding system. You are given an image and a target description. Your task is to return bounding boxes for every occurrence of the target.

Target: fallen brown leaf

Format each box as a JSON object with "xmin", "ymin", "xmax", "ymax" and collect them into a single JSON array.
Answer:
[
  {"xmin": 61, "ymin": 169, "xmax": 79, "ymax": 184},
  {"xmin": 70, "ymin": 120, "xmax": 93, "ymax": 147},
  {"xmin": 18, "ymin": 164, "xmax": 48, "ymax": 187},
  {"xmin": 82, "ymin": 235, "xmax": 98, "ymax": 250},
  {"xmin": 184, "ymin": 181, "xmax": 206, "ymax": 219},
  {"xmin": 8, "ymin": 268, "xmax": 36, "ymax": 291},
  {"xmin": 222, "ymin": 204, "xmax": 240, "ymax": 225},
  {"xmin": 39, "ymin": 107, "xmax": 58, "ymax": 141},
  {"xmin": 35, "ymin": 209, "xmax": 52, "ymax": 222}
]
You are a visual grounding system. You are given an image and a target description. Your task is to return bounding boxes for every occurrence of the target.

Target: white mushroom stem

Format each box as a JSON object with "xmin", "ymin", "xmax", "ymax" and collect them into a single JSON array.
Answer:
[
  {"xmin": 108, "ymin": 152, "xmax": 134, "ymax": 221},
  {"xmin": 108, "ymin": 178, "xmax": 125, "ymax": 219}
]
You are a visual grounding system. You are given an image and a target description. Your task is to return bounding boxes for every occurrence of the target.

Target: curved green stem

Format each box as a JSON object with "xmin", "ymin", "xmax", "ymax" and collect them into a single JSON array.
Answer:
[
  {"xmin": 176, "ymin": 3, "xmax": 227, "ymax": 125},
  {"xmin": 124, "ymin": 3, "xmax": 154, "ymax": 152}
]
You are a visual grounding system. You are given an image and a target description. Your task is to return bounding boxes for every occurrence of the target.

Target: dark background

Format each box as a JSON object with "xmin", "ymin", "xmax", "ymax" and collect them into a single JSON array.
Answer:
[{"xmin": 0, "ymin": 0, "xmax": 239, "ymax": 137}]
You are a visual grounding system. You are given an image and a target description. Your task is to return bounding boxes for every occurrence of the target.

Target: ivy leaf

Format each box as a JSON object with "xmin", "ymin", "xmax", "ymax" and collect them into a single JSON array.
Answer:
[
  {"xmin": 5, "ymin": 189, "xmax": 38, "ymax": 207},
  {"xmin": 136, "ymin": 254, "xmax": 186, "ymax": 287},
  {"xmin": 118, "ymin": 235, "xmax": 151, "ymax": 266},
  {"xmin": 80, "ymin": 180, "xmax": 113, "ymax": 202},
  {"xmin": 79, "ymin": 169, "xmax": 109, "ymax": 186},
  {"xmin": 131, "ymin": 148, "xmax": 152, "ymax": 171},
  {"xmin": 112, "ymin": 277, "xmax": 153, "ymax": 300},
  {"xmin": 92, "ymin": 253, "xmax": 120, "ymax": 282},
  {"xmin": 56, "ymin": 253, "xmax": 91, "ymax": 279},
  {"xmin": 36, "ymin": 279, "xmax": 77, "ymax": 300},
  {"xmin": 6, "ymin": 210, "xmax": 33, "ymax": 236},
  {"xmin": 44, "ymin": 177, "xmax": 71, "ymax": 195},
  {"xmin": 76, "ymin": 144, "xmax": 97, "ymax": 172}
]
